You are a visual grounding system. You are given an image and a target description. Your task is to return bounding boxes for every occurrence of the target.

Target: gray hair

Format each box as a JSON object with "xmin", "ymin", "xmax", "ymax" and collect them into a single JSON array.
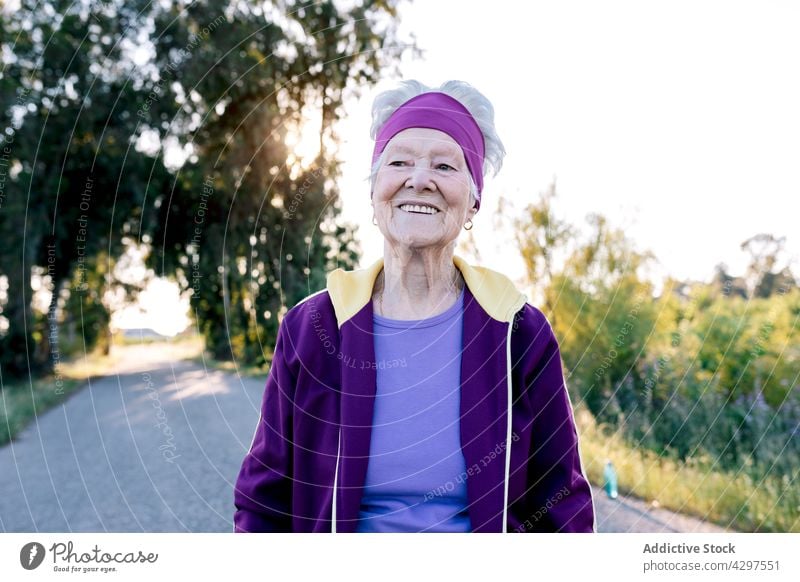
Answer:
[{"xmin": 368, "ymin": 80, "xmax": 506, "ymax": 209}]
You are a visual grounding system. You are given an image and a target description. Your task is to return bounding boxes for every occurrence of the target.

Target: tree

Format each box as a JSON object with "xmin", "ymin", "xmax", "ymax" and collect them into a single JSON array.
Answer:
[
  {"xmin": 740, "ymin": 233, "xmax": 797, "ymax": 299},
  {"xmin": 0, "ymin": 0, "xmax": 170, "ymax": 378},
  {"xmin": 141, "ymin": 0, "xmax": 410, "ymax": 362},
  {"xmin": 711, "ymin": 262, "xmax": 748, "ymax": 299},
  {"xmin": 514, "ymin": 182, "xmax": 657, "ymax": 424},
  {"xmin": 514, "ymin": 179, "xmax": 575, "ymax": 329},
  {"xmin": 1, "ymin": 0, "xmax": 411, "ymax": 377}
]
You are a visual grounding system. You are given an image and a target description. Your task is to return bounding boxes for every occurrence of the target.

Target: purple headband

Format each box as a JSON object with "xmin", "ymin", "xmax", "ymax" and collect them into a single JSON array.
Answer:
[{"xmin": 371, "ymin": 91, "xmax": 486, "ymax": 210}]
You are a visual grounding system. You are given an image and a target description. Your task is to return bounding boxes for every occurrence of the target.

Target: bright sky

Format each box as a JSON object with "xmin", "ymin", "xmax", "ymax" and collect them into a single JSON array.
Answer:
[
  {"xmin": 337, "ymin": 0, "xmax": 800, "ymax": 286},
  {"xmin": 121, "ymin": 0, "xmax": 800, "ymax": 335}
]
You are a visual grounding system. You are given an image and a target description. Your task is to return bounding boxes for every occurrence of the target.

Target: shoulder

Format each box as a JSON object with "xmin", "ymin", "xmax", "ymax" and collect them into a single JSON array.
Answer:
[
  {"xmin": 273, "ymin": 289, "xmax": 339, "ymax": 368},
  {"xmin": 510, "ymin": 302, "xmax": 560, "ymax": 367},
  {"xmin": 509, "ymin": 303, "xmax": 567, "ymax": 403},
  {"xmin": 280, "ymin": 289, "xmax": 335, "ymax": 332},
  {"xmin": 511, "ymin": 302, "xmax": 555, "ymax": 341},
  {"xmin": 291, "ymin": 287, "xmax": 334, "ymax": 313}
]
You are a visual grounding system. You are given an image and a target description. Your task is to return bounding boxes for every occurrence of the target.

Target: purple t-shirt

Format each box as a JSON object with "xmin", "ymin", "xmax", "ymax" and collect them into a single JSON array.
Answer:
[{"xmin": 356, "ymin": 286, "xmax": 471, "ymax": 532}]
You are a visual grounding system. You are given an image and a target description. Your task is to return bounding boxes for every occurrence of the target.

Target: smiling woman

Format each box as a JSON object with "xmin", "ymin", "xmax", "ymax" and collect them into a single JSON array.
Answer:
[
  {"xmin": 370, "ymin": 125, "xmax": 476, "ymax": 314},
  {"xmin": 234, "ymin": 80, "xmax": 596, "ymax": 533}
]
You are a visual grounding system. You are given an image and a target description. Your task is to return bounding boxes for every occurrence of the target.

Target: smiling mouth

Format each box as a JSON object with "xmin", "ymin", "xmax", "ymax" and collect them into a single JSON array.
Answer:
[{"xmin": 399, "ymin": 204, "xmax": 440, "ymax": 215}]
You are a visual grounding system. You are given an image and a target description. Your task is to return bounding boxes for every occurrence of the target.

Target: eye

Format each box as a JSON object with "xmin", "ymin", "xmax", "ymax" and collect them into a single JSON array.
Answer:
[
  {"xmin": 436, "ymin": 163, "xmax": 455, "ymax": 171},
  {"xmin": 388, "ymin": 160, "xmax": 406, "ymax": 167}
]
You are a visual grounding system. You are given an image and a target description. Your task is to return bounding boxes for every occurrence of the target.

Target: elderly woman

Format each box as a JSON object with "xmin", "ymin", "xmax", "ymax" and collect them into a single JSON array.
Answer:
[{"xmin": 234, "ymin": 80, "xmax": 596, "ymax": 533}]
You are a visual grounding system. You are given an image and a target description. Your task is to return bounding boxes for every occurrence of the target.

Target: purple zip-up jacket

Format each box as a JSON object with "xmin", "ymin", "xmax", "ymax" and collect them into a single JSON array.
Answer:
[{"xmin": 233, "ymin": 254, "xmax": 596, "ymax": 533}]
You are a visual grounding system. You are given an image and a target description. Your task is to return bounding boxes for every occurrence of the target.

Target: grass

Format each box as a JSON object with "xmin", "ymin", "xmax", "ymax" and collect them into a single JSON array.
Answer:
[
  {"xmin": 0, "ymin": 349, "xmax": 118, "ymax": 447},
  {"xmin": 576, "ymin": 406, "xmax": 800, "ymax": 533},
  {"xmin": 0, "ymin": 374, "xmax": 84, "ymax": 447}
]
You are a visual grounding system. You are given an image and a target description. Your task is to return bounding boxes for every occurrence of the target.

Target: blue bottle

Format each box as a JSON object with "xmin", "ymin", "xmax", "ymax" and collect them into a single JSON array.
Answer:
[{"xmin": 603, "ymin": 460, "xmax": 618, "ymax": 499}]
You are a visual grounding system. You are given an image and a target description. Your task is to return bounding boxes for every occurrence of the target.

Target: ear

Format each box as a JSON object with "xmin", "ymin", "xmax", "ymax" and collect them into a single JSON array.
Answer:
[{"xmin": 467, "ymin": 204, "xmax": 478, "ymax": 222}]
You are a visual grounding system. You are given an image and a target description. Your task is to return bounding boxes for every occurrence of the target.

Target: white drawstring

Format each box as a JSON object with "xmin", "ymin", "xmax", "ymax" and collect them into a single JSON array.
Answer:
[
  {"xmin": 331, "ymin": 427, "xmax": 341, "ymax": 533},
  {"xmin": 503, "ymin": 321, "xmax": 514, "ymax": 533}
]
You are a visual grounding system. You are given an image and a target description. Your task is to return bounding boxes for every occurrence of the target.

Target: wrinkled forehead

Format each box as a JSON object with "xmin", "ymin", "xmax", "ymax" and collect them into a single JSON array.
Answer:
[{"xmin": 384, "ymin": 128, "xmax": 465, "ymax": 161}]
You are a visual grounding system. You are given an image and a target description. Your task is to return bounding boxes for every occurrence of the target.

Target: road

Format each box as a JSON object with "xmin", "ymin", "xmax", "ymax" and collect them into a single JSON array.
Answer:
[
  {"xmin": 0, "ymin": 342, "xmax": 729, "ymax": 533},
  {"xmin": 592, "ymin": 486, "xmax": 728, "ymax": 533}
]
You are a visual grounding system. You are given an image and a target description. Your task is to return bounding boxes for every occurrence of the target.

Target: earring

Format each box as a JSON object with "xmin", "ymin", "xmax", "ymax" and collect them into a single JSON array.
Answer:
[
  {"xmin": 372, "ymin": 216, "xmax": 378, "ymax": 226},
  {"xmin": 464, "ymin": 219, "xmax": 473, "ymax": 230}
]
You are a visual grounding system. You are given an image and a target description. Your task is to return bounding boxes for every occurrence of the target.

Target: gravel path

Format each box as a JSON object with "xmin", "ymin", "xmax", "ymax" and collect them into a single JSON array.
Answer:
[
  {"xmin": 0, "ymin": 344, "xmax": 264, "ymax": 532},
  {"xmin": 0, "ymin": 343, "xmax": 730, "ymax": 533},
  {"xmin": 592, "ymin": 486, "xmax": 730, "ymax": 533}
]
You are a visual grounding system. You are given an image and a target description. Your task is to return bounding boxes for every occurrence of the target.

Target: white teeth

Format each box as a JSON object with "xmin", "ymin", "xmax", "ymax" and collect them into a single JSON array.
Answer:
[{"xmin": 399, "ymin": 204, "xmax": 439, "ymax": 215}]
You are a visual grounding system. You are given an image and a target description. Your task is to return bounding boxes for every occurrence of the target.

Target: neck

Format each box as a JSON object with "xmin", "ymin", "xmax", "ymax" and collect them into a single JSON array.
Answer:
[{"xmin": 374, "ymin": 244, "xmax": 462, "ymax": 319}]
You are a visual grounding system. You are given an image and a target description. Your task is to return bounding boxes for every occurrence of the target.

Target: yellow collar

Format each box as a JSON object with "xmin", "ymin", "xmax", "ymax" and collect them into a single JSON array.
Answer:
[{"xmin": 325, "ymin": 254, "xmax": 527, "ymax": 327}]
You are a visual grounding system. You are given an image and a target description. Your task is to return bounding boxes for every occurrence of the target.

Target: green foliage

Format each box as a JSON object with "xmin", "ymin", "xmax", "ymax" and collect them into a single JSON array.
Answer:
[
  {"xmin": 0, "ymin": 0, "xmax": 173, "ymax": 377},
  {"xmin": 634, "ymin": 286, "xmax": 800, "ymax": 478},
  {"xmin": 577, "ymin": 408, "xmax": 799, "ymax": 532},
  {"xmin": 516, "ymin": 180, "xmax": 800, "ymax": 528},
  {"xmin": 59, "ymin": 253, "xmax": 114, "ymax": 357},
  {"xmin": 521, "ymin": 200, "xmax": 659, "ymax": 427}
]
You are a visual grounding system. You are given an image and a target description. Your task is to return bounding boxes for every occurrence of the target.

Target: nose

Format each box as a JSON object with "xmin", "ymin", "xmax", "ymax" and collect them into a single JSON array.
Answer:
[{"xmin": 405, "ymin": 165, "xmax": 436, "ymax": 192}]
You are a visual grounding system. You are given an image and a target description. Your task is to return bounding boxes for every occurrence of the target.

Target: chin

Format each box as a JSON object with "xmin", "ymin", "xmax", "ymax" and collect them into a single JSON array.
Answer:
[{"xmin": 390, "ymin": 230, "xmax": 451, "ymax": 249}]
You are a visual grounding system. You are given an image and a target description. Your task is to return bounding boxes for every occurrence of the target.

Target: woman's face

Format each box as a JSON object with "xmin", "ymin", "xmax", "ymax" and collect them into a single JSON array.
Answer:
[{"xmin": 372, "ymin": 127, "xmax": 477, "ymax": 250}]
